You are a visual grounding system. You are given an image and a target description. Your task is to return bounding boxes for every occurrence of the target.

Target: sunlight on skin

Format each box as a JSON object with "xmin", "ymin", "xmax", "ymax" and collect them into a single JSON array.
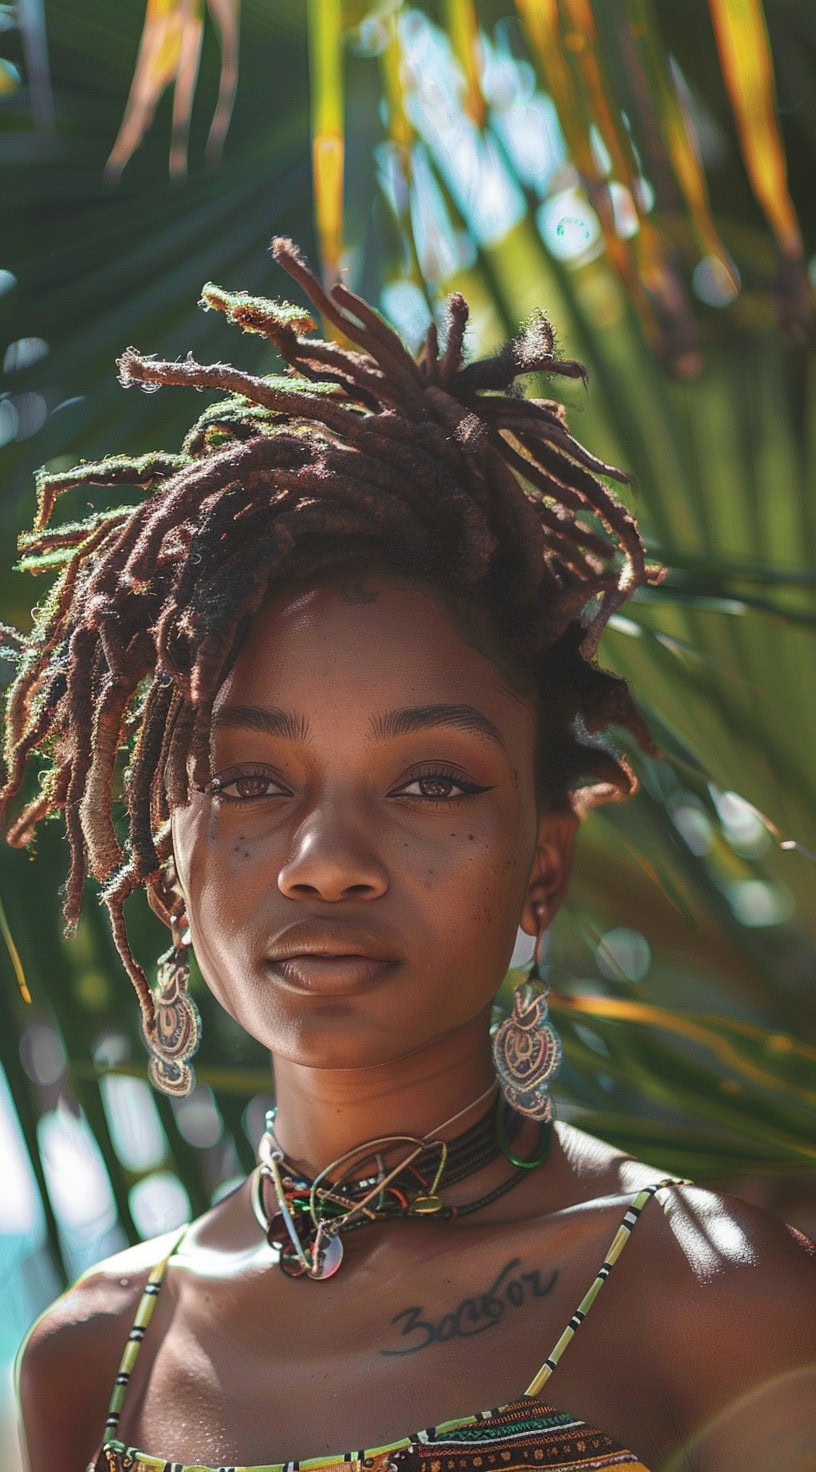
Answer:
[
  {"xmin": 664, "ymin": 1188, "xmax": 757, "ymax": 1283},
  {"xmin": 662, "ymin": 1363, "xmax": 816, "ymax": 1472}
]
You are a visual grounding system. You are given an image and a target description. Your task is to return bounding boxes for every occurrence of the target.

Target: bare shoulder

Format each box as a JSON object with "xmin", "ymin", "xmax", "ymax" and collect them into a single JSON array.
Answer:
[
  {"xmin": 561, "ymin": 1128, "xmax": 816, "ymax": 1348},
  {"xmin": 19, "ymin": 1226, "xmax": 183, "ymax": 1367},
  {"xmin": 16, "ymin": 1229, "xmax": 182, "ymax": 1472},
  {"xmin": 554, "ymin": 1130, "xmax": 816, "ymax": 1465},
  {"xmin": 628, "ymin": 1178, "xmax": 816, "ymax": 1460},
  {"xmin": 633, "ymin": 1177, "xmax": 816, "ymax": 1317}
]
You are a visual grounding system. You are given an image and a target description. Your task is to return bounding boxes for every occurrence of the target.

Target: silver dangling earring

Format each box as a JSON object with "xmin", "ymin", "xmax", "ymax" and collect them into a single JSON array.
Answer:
[
  {"xmin": 143, "ymin": 917, "xmax": 201, "ymax": 1097},
  {"xmin": 492, "ymin": 905, "xmax": 562, "ymax": 1121}
]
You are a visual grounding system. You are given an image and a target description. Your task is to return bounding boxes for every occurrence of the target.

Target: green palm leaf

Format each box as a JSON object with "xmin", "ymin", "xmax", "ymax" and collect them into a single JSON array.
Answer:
[{"xmin": 1, "ymin": 0, "xmax": 815, "ymax": 1286}]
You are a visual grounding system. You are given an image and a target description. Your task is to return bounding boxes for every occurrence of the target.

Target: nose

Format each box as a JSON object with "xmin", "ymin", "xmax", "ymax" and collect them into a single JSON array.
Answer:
[{"xmin": 277, "ymin": 803, "xmax": 389, "ymax": 903}]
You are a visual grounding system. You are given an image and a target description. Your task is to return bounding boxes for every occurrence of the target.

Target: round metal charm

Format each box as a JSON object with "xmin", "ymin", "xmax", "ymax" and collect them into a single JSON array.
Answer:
[{"xmin": 307, "ymin": 1229, "xmax": 344, "ymax": 1280}]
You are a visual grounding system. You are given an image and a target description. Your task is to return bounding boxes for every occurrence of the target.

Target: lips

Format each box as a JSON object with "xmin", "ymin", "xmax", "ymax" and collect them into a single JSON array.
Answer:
[
  {"xmin": 268, "ymin": 921, "xmax": 398, "ymax": 963},
  {"xmin": 266, "ymin": 921, "xmax": 399, "ymax": 994}
]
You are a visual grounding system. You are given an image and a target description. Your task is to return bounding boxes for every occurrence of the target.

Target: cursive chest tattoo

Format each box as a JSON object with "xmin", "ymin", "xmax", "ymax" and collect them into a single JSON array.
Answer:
[{"xmin": 382, "ymin": 1258, "xmax": 558, "ymax": 1356}]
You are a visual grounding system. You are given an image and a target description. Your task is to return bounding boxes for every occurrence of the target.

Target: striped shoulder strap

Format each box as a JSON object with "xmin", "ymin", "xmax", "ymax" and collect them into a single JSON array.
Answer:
[
  {"xmin": 525, "ymin": 1176, "xmax": 691, "ymax": 1398},
  {"xmin": 102, "ymin": 1222, "xmax": 191, "ymax": 1443}
]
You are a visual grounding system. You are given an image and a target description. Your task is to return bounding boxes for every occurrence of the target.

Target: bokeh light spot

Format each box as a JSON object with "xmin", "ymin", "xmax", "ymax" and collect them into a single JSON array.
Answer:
[
  {"xmin": 728, "ymin": 880, "xmax": 793, "ymax": 928},
  {"xmin": 2, "ymin": 391, "xmax": 47, "ymax": 439},
  {"xmin": 19, "ymin": 1023, "xmax": 67, "ymax": 1087},
  {"xmin": 670, "ymin": 797, "xmax": 714, "ymax": 856},
  {"xmin": 538, "ymin": 189, "xmax": 601, "ymax": 263},
  {"xmin": 709, "ymin": 786, "xmax": 769, "ymax": 857},
  {"xmin": 380, "ymin": 280, "xmax": 433, "ymax": 351},
  {"xmin": 101, "ymin": 1074, "xmax": 166, "ymax": 1172},
  {"xmin": 3, "ymin": 336, "xmax": 49, "ymax": 372},
  {"xmin": 129, "ymin": 1171, "xmax": 190, "ymax": 1238},
  {"xmin": 0, "ymin": 59, "xmax": 21, "ymax": 93},
  {"xmin": 39, "ymin": 1103, "xmax": 117, "ymax": 1233},
  {"xmin": 0, "ymin": 1066, "xmax": 41, "ymax": 1233},
  {"xmin": 173, "ymin": 1085, "xmax": 223, "ymax": 1149},
  {"xmin": 0, "ymin": 399, "xmax": 19, "ymax": 448},
  {"xmin": 75, "ymin": 968, "xmax": 112, "ymax": 1010},
  {"xmin": 692, "ymin": 255, "xmax": 740, "ymax": 307},
  {"xmin": 595, "ymin": 927, "xmax": 651, "ymax": 983}
]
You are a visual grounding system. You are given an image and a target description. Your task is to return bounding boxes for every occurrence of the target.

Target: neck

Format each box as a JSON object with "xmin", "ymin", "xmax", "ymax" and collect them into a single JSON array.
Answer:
[{"xmin": 268, "ymin": 1008, "xmax": 496, "ymax": 1177}]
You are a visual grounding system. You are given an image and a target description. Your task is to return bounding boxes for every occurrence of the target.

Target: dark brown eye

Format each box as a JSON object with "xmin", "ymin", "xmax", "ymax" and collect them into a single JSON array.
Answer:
[
  {"xmin": 392, "ymin": 769, "xmax": 493, "ymax": 804},
  {"xmin": 416, "ymin": 775, "xmax": 456, "ymax": 799},
  {"xmin": 235, "ymin": 775, "xmax": 273, "ymax": 799},
  {"xmin": 207, "ymin": 767, "xmax": 289, "ymax": 802}
]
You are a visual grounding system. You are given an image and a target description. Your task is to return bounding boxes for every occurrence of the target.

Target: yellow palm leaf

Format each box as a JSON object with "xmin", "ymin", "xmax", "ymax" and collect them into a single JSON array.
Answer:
[
  {"xmin": 560, "ymin": 0, "xmax": 642, "ymax": 202},
  {"xmin": 308, "ymin": 0, "xmax": 345, "ymax": 286},
  {"xmin": 624, "ymin": 0, "xmax": 737, "ymax": 294},
  {"xmin": 708, "ymin": 0, "xmax": 802, "ymax": 262},
  {"xmin": 443, "ymin": 0, "xmax": 485, "ymax": 126},
  {"xmin": 106, "ymin": 0, "xmax": 239, "ymax": 180},
  {"xmin": 550, "ymin": 991, "xmax": 816, "ymax": 1111},
  {"xmin": 558, "ymin": 0, "xmax": 704, "ymax": 370},
  {"xmin": 106, "ymin": 0, "xmax": 202, "ymax": 180}
]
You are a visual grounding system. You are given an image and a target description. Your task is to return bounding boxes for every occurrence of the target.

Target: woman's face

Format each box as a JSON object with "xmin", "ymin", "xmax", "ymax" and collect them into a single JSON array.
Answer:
[{"xmin": 171, "ymin": 575, "xmax": 574, "ymax": 1069}]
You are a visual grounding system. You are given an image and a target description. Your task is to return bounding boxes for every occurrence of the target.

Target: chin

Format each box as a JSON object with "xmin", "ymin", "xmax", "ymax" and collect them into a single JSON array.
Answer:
[{"xmin": 269, "ymin": 1007, "xmax": 430, "ymax": 1071}]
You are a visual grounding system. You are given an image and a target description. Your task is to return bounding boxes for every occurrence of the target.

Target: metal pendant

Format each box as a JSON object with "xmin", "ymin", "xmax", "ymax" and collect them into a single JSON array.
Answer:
[{"xmin": 307, "ymin": 1228, "xmax": 344, "ymax": 1280}]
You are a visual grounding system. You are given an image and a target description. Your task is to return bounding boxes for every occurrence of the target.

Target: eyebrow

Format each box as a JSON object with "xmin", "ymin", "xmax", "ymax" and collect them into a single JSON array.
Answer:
[
  {"xmin": 213, "ymin": 705, "xmax": 311, "ymax": 743},
  {"xmin": 213, "ymin": 702, "xmax": 506, "ymax": 750},
  {"xmin": 369, "ymin": 704, "xmax": 506, "ymax": 750}
]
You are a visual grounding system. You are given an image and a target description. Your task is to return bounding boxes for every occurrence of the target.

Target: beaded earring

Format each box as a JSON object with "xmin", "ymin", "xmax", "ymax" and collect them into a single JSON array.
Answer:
[
  {"xmin": 143, "ymin": 917, "xmax": 201, "ymax": 1097},
  {"xmin": 492, "ymin": 905, "xmax": 562, "ymax": 1123}
]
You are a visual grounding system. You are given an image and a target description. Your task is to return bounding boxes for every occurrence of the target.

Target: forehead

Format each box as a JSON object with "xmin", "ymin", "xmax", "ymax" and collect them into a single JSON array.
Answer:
[{"xmin": 214, "ymin": 576, "xmax": 534, "ymax": 731}]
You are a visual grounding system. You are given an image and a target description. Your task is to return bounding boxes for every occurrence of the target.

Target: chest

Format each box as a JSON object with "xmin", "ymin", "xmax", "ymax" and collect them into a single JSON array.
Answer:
[{"xmin": 113, "ymin": 1222, "xmax": 675, "ymax": 1469}]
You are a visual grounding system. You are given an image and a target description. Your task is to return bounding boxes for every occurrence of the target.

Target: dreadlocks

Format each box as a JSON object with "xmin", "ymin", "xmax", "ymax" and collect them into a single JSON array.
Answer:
[{"xmin": 0, "ymin": 236, "xmax": 663, "ymax": 1040}]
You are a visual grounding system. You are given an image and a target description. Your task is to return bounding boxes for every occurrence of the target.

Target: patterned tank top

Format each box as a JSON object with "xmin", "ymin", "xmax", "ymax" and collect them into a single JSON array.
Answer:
[{"xmin": 88, "ymin": 1178, "xmax": 683, "ymax": 1472}]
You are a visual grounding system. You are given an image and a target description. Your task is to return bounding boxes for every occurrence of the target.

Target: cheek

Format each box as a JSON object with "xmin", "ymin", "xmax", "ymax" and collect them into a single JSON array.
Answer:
[
  {"xmin": 170, "ymin": 798, "xmax": 212, "ymax": 915},
  {"xmin": 465, "ymin": 848, "xmax": 528, "ymax": 951},
  {"xmin": 420, "ymin": 806, "xmax": 535, "ymax": 954},
  {"xmin": 173, "ymin": 798, "xmax": 260, "ymax": 894},
  {"xmin": 170, "ymin": 801, "xmax": 262, "ymax": 979}
]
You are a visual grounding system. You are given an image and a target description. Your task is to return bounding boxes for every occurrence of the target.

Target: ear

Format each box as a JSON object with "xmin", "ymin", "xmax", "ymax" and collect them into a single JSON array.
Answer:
[{"xmin": 519, "ymin": 807, "xmax": 578, "ymax": 937}]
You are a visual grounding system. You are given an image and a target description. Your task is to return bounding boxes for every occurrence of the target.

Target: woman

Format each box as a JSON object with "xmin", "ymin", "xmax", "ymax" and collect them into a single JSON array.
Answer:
[{"xmin": 5, "ymin": 240, "xmax": 815, "ymax": 1472}]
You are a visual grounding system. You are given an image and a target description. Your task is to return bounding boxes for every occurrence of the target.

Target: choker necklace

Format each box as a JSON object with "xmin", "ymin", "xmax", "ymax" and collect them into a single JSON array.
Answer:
[{"xmin": 251, "ymin": 1083, "xmax": 552, "ymax": 1281}]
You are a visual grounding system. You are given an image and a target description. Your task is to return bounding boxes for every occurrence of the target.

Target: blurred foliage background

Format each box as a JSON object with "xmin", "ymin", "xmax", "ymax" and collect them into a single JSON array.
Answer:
[{"xmin": 1, "ymin": 4, "xmax": 816, "ymax": 1390}]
